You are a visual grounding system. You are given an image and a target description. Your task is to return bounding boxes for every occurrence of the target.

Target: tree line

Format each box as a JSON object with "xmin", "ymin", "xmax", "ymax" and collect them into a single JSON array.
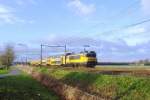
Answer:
[{"xmin": 135, "ymin": 59, "xmax": 150, "ymax": 65}]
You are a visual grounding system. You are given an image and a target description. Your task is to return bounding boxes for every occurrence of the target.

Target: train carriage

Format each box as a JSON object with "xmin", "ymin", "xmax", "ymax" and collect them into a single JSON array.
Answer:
[{"xmin": 46, "ymin": 56, "xmax": 62, "ymax": 66}]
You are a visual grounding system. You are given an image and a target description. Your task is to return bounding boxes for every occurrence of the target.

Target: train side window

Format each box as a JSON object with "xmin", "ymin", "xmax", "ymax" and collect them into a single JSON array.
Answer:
[
  {"xmin": 69, "ymin": 55, "xmax": 80, "ymax": 60},
  {"xmin": 75, "ymin": 55, "xmax": 80, "ymax": 59},
  {"xmin": 69, "ymin": 56, "xmax": 73, "ymax": 60}
]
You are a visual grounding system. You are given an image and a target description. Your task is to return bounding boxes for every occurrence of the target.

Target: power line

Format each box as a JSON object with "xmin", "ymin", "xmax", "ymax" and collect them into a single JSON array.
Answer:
[
  {"xmin": 98, "ymin": 18, "xmax": 150, "ymax": 35},
  {"xmin": 124, "ymin": 18, "xmax": 150, "ymax": 28},
  {"xmin": 80, "ymin": 0, "xmax": 140, "ymax": 34}
]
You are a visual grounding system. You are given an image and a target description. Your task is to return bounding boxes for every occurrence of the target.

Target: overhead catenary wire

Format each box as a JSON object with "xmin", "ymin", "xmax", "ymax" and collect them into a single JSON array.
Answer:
[
  {"xmin": 124, "ymin": 18, "xmax": 150, "ymax": 28},
  {"xmin": 98, "ymin": 18, "xmax": 150, "ymax": 35},
  {"xmin": 80, "ymin": 0, "xmax": 141, "ymax": 35},
  {"xmin": 97, "ymin": 0, "xmax": 141, "ymax": 31}
]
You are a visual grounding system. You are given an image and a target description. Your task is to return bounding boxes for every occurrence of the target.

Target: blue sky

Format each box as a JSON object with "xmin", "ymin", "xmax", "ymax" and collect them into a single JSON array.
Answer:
[{"xmin": 0, "ymin": 0, "xmax": 150, "ymax": 62}]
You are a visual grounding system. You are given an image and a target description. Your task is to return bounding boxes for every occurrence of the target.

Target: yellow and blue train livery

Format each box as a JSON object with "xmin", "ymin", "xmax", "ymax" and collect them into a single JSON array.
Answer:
[
  {"xmin": 30, "ymin": 51, "xmax": 97, "ymax": 68},
  {"xmin": 65, "ymin": 51, "xmax": 97, "ymax": 67}
]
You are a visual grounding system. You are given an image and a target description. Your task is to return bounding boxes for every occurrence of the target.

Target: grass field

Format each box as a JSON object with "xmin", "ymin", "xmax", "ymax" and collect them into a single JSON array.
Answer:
[
  {"xmin": 95, "ymin": 65, "xmax": 150, "ymax": 70},
  {"xmin": 0, "ymin": 73, "xmax": 60, "ymax": 100},
  {"xmin": 0, "ymin": 69, "xmax": 9, "ymax": 75},
  {"xmin": 35, "ymin": 66, "xmax": 150, "ymax": 100}
]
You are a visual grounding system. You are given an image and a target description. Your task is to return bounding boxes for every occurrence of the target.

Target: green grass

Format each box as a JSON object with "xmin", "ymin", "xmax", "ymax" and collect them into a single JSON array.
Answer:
[
  {"xmin": 0, "ymin": 69, "xmax": 9, "ymax": 74},
  {"xmin": 0, "ymin": 73, "xmax": 60, "ymax": 100},
  {"xmin": 36, "ymin": 67, "xmax": 150, "ymax": 100}
]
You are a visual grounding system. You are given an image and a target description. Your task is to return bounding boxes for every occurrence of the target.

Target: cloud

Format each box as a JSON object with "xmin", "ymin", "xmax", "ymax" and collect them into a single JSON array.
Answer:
[
  {"xmin": 123, "ymin": 27, "xmax": 146, "ymax": 34},
  {"xmin": 120, "ymin": 26, "xmax": 150, "ymax": 46},
  {"xmin": 0, "ymin": 4, "xmax": 22, "ymax": 24},
  {"xmin": 35, "ymin": 34, "xmax": 99, "ymax": 47},
  {"xmin": 99, "ymin": 25, "xmax": 150, "ymax": 46},
  {"xmin": 0, "ymin": 5, "xmax": 15, "ymax": 24},
  {"xmin": 0, "ymin": 4, "xmax": 34, "ymax": 24},
  {"xmin": 141, "ymin": 0, "xmax": 150, "ymax": 15},
  {"xmin": 68, "ymin": 0, "xmax": 95, "ymax": 16},
  {"xmin": 30, "ymin": 33, "xmax": 150, "ymax": 62}
]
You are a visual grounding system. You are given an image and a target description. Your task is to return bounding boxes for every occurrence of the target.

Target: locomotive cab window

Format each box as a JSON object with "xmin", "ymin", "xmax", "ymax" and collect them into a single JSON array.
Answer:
[{"xmin": 86, "ymin": 52, "xmax": 96, "ymax": 57}]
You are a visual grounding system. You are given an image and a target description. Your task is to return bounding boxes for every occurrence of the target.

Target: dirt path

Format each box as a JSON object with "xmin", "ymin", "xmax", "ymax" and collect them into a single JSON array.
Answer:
[{"xmin": 0, "ymin": 67, "xmax": 21, "ymax": 78}]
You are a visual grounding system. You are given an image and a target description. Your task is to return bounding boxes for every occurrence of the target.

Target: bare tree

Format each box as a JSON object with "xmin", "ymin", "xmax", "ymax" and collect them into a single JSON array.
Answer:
[{"xmin": 0, "ymin": 45, "xmax": 15, "ymax": 69}]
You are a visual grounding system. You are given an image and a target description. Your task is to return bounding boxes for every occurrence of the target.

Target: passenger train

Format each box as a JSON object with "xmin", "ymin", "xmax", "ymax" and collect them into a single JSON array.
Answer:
[{"xmin": 30, "ymin": 51, "xmax": 97, "ymax": 68}]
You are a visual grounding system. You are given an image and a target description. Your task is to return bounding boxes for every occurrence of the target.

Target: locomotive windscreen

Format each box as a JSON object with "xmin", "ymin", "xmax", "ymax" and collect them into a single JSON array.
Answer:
[{"xmin": 86, "ymin": 51, "xmax": 96, "ymax": 57}]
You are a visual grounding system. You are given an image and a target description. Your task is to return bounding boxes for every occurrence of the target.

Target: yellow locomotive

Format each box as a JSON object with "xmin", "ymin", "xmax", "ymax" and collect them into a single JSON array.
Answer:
[{"xmin": 30, "ymin": 51, "xmax": 97, "ymax": 67}]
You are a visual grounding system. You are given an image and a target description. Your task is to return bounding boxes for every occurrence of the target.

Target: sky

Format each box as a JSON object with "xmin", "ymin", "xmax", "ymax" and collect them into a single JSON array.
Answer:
[{"xmin": 0, "ymin": 0, "xmax": 150, "ymax": 62}]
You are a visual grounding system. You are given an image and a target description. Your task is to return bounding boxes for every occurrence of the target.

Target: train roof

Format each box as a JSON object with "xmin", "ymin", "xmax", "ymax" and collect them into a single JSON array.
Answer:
[{"xmin": 46, "ymin": 51, "xmax": 96, "ymax": 57}]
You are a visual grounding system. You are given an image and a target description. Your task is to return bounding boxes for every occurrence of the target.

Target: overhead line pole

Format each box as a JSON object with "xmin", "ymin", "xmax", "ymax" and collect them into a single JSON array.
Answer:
[
  {"xmin": 64, "ymin": 45, "xmax": 67, "ymax": 65},
  {"xmin": 40, "ymin": 44, "xmax": 43, "ymax": 65},
  {"xmin": 17, "ymin": 43, "xmax": 28, "ymax": 65},
  {"xmin": 40, "ymin": 44, "xmax": 67, "ymax": 65},
  {"xmin": 83, "ymin": 45, "xmax": 90, "ymax": 52}
]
